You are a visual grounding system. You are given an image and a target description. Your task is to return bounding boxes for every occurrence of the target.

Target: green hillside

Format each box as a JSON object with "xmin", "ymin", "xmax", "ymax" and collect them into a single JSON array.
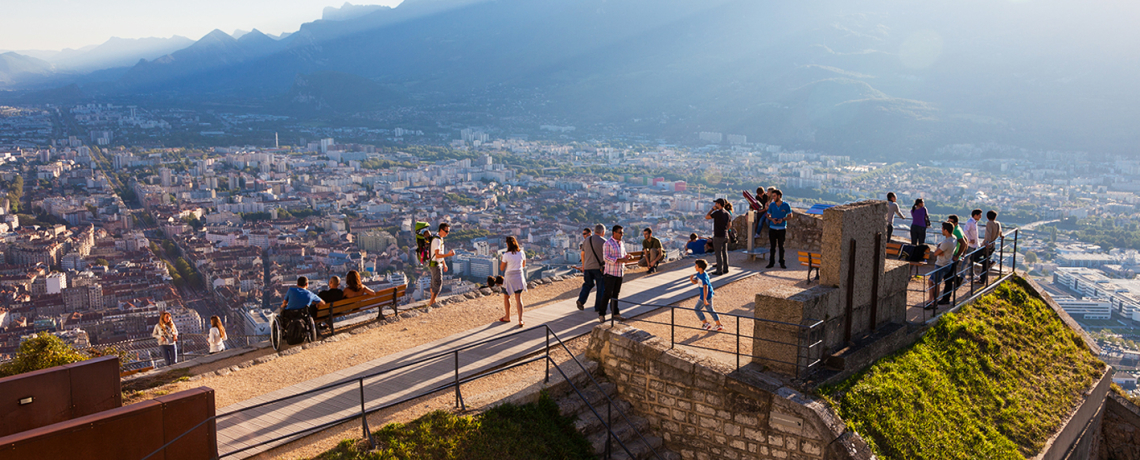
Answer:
[{"xmin": 822, "ymin": 278, "xmax": 1104, "ymax": 460}]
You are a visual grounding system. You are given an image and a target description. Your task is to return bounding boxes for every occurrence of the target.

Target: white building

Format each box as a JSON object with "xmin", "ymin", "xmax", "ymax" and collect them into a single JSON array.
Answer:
[
  {"xmin": 1052, "ymin": 296, "xmax": 1112, "ymax": 320},
  {"xmin": 46, "ymin": 272, "xmax": 67, "ymax": 295}
]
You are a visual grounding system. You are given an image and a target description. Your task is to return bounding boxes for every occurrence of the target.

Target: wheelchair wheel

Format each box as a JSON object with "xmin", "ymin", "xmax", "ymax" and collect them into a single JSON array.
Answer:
[
  {"xmin": 270, "ymin": 315, "xmax": 283, "ymax": 351},
  {"xmin": 307, "ymin": 316, "xmax": 317, "ymax": 343}
]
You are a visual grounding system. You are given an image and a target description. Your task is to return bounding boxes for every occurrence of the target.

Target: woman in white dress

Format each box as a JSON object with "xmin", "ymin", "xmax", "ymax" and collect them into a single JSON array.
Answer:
[
  {"xmin": 498, "ymin": 236, "xmax": 528, "ymax": 327},
  {"xmin": 208, "ymin": 315, "xmax": 227, "ymax": 354}
]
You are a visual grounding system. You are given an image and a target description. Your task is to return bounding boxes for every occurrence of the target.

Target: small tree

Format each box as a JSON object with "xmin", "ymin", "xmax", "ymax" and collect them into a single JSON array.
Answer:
[{"xmin": 0, "ymin": 333, "xmax": 87, "ymax": 377}]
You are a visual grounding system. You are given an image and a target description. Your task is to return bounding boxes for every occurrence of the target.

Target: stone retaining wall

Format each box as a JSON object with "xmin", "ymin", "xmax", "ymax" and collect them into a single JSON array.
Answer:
[
  {"xmin": 586, "ymin": 324, "xmax": 874, "ymax": 460},
  {"xmin": 1099, "ymin": 391, "xmax": 1140, "ymax": 460}
]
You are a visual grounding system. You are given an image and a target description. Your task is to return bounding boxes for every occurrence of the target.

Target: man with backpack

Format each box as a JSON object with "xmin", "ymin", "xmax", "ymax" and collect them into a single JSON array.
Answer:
[
  {"xmin": 641, "ymin": 228, "xmax": 664, "ymax": 274},
  {"xmin": 429, "ymin": 223, "xmax": 455, "ymax": 307},
  {"xmin": 577, "ymin": 224, "xmax": 606, "ymax": 311}
]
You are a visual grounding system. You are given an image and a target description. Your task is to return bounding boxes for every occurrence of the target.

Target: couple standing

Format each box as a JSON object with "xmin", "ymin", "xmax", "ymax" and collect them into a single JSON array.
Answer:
[{"xmin": 576, "ymin": 223, "xmax": 638, "ymax": 323}]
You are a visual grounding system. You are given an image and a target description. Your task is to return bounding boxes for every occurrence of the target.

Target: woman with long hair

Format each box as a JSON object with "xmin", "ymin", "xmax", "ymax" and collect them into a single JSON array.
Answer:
[
  {"xmin": 151, "ymin": 311, "xmax": 178, "ymax": 366},
  {"xmin": 342, "ymin": 270, "xmax": 375, "ymax": 299},
  {"xmin": 498, "ymin": 236, "xmax": 528, "ymax": 327},
  {"xmin": 910, "ymin": 198, "xmax": 930, "ymax": 245},
  {"xmin": 208, "ymin": 315, "xmax": 227, "ymax": 354}
]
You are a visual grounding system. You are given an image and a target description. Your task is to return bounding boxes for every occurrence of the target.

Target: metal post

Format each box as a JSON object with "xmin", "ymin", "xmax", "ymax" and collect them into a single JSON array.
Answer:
[
  {"xmin": 454, "ymin": 350, "xmax": 465, "ymax": 410},
  {"xmin": 870, "ymin": 232, "xmax": 881, "ymax": 331},
  {"xmin": 670, "ymin": 307, "xmax": 675, "ymax": 349},
  {"xmin": 844, "ymin": 239, "xmax": 856, "ymax": 344},
  {"xmin": 1012, "ymin": 230, "xmax": 1018, "ymax": 273},
  {"xmin": 544, "ymin": 327, "xmax": 550, "ymax": 384},
  {"xmin": 606, "ymin": 398, "xmax": 612, "ymax": 460},
  {"xmin": 735, "ymin": 318, "xmax": 741, "ymax": 370},
  {"xmin": 359, "ymin": 379, "xmax": 375, "ymax": 448},
  {"xmin": 999, "ymin": 235, "xmax": 1005, "ymax": 278}
]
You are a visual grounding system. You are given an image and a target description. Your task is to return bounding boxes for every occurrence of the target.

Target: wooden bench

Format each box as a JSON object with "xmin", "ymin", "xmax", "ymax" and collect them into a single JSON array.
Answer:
[
  {"xmin": 314, "ymin": 284, "xmax": 407, "ymax": 335},
  {"xmin": 797, "ymin": 251, "xmax": 821, "ymax": 282}
]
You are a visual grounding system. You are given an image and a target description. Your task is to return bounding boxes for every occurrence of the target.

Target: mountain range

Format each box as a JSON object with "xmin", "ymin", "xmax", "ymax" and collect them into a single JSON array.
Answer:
[{"xmin": 2, "ymin": 0, "xmax": 1138, "ymax": 157}]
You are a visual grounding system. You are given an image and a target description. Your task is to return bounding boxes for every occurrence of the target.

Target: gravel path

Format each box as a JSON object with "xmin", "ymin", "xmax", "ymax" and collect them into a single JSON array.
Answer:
[{"xmin": 131, "ymin": 251, "xmax": 780, "ymax": 459}]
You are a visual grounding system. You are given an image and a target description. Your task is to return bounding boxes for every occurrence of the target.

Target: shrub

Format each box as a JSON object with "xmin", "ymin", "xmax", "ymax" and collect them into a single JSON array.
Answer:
[{"xmin": 0, "ymin": 333, "xmax": 88, "ymax": 377}]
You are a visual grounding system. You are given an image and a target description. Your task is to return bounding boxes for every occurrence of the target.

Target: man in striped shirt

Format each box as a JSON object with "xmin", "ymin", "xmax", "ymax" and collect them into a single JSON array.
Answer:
[{"xmin": 597, "ymin": 225, "xmax": 638, "ymax": 323}]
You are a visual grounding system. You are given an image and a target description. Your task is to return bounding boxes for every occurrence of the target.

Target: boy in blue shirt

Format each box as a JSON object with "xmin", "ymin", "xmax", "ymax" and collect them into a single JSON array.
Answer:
[{"xmin": 689, "ymin": 259, "xmax": 723, "ymax": 331}]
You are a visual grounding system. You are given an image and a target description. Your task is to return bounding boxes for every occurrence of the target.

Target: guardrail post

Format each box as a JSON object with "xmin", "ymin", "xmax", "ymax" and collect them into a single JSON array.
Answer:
[
  {"xmin": 735, "ymin": 318, "xmax": 741, "ymax": 370},
  {"xmin": 999, "ymin": 235, "xmax": 1005, "ymax": 278},
  {"xmin": 606, "ymin": 399, "xmax": 613, "ymax": 460},
  {"xmin": 1012, "ymin": 230, "xmax": 1018, "ymax": 272},
  {"xmin": 610, "ymin": 298, "xmax": 618, "ymax": 327},
  {"xmin": 545, "ymin": 327, "xmax": 550, "ymax": 384},
  {"xmin": 454, "ymin": 350, "xmax": 465, "ymax": 411},
  {"xmin": 359, "ymin": 379, "xmax": 375, "ymax": 448},
  {"xmin": 670, "ymin": 307, "xmax": 675, "ymax": 350}
]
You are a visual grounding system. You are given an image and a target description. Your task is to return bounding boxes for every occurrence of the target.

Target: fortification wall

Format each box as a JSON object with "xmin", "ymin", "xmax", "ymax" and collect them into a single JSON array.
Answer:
[
  {"xmin": 1099, "ymin": 392, "xmax": 1140, "ymax": 460},
  {"xmin": 585, "ymin": 323, "xmax": 875, "ymax": 460}
]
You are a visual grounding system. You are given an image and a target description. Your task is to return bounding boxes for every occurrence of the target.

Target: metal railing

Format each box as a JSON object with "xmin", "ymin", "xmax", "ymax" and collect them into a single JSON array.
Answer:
[
  {"xmin": 911, "ymin": 228, "xmax": 1020, "ymax": 324},
  {"xmin": 140, "ymin": 323, "xmax": 663, "ymax": 460},
  {"xmin": 613, "ymin": 299, "xmax": 825, "ymax": 379}
]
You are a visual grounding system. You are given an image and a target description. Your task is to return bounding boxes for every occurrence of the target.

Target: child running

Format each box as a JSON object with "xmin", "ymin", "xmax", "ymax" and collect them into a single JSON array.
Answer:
[{"xmin": 689, "ymin": 259, "xmax": 723, "ymax": 331}]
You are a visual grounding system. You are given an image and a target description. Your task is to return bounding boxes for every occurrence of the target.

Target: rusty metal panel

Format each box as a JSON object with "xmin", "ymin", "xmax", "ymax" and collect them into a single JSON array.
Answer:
[
  {"xmin": 0, "ymin": 400, "xmax": 165, "ymax": 460},
  {"xmin": 158, "ymin": 387, "xmax": 218, "ymax": 460},
  {"xmin": 67, "ymin": 356, "xmax": 122, "ymax": 417},
  {"xmin": 0, "ymin": 364, "xmax": 73, "ymax": 438}
]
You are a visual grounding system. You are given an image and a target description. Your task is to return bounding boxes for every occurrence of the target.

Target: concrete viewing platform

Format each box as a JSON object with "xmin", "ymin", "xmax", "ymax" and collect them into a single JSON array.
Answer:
[{"xmin": 216, "ymin": 260, "xmax": 765, "ymax": 458}]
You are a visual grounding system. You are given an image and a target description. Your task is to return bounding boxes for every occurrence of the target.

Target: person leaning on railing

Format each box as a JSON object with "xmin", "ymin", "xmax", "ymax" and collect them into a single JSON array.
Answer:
[{"xmin": 980, "ymin": 210, "xmax": 1003, "ymax": 283}]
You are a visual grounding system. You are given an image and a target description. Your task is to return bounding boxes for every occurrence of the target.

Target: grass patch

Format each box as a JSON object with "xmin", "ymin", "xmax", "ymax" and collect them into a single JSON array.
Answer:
[
  {"xmin": 308, "ymin": 392, "xmax": 593, "ymax": 460},
  {"xmin": 821, "ymin": 277, "xmax": 1103, "ymax": 460}
]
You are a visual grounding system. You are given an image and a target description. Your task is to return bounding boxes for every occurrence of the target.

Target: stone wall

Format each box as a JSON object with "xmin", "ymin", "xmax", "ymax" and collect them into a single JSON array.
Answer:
[
  {"xmin": 739, "ymin": 209, "xmax": 823, "ymax": 253},
  {"xmin": 585, "ymin": 324, "xmax": 875, "ymax": 460},
  {"xmin": 1100, "ymin": 391, "xmax": 1140, "ymax": 460}
]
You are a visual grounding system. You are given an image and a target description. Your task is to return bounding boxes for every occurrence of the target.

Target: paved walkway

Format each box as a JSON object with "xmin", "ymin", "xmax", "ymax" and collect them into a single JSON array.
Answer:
[{"xmin": 216, "ymin": 266, "xmax": 763, "ymax": 458}]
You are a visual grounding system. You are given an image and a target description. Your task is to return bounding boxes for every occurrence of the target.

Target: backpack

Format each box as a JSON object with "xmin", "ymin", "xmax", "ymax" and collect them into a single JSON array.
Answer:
[
  {"xmin": 415, "ymin": 226, "xmax": 434, "ymax": 266},
  {"xmin": 285, "ymin": 318, "xmax": 308, "ymax": 345},
  {"xmin": 727, "ymin": 228, "xmax": 739, "ymax": 245}
]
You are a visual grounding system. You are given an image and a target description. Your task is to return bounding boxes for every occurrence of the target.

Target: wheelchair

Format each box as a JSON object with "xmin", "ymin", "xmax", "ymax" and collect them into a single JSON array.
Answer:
[{"xmin": 270, "ymin": 306, "xmax": 317, "ymax": 351}]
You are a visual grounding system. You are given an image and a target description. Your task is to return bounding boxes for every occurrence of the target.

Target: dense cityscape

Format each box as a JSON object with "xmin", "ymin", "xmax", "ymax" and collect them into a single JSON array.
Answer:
[{"xmin": 3, "ymin": 100, "xmax": 1140, "ymax": 384}]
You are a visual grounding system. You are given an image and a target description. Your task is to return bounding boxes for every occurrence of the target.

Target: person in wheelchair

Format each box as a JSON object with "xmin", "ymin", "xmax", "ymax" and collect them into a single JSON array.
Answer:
[{"xmin": 273, "ymin": 276, "xmax": 327, "ymax": 349}]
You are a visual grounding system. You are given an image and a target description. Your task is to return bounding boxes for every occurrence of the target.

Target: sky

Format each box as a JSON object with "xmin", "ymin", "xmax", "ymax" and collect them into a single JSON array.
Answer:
[{"xmin": 0, "ymin": 0, "xmax": 404, "ymax": 52}]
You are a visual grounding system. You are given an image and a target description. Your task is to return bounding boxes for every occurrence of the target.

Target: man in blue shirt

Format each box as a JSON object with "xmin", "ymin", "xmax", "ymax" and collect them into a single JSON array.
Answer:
[
  {"xmin": 686, "ymin": 233, "xmax": 708, "ymax": 255},
  {"xmin": 765, "ymin": 189, "xmax": 793, "ymax": 269},
  {"xmin": 279, "ymin": 276, "xmax": 327, "ymax": 317}
]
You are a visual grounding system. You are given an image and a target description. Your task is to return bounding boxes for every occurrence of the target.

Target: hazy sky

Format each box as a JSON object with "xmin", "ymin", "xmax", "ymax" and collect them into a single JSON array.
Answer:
[{"xmin": 0, "ymin": 0, "xmax": 404, "ymax": 51}]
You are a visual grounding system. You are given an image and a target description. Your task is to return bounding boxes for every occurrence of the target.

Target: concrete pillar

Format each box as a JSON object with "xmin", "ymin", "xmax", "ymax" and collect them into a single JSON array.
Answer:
[{"xmin": 753, "ymin": 285, "xmax": 837, "ymax": 376}]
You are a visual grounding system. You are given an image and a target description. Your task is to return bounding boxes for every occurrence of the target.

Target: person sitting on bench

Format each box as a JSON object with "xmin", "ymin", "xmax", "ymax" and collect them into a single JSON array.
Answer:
[{"xmin": 280, "ymin": 276, "xmax": 327, "ymax": 318}]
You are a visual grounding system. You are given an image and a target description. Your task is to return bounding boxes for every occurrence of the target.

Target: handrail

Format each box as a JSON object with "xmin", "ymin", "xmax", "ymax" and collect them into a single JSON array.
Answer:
[
  {"xmin": 613, "ymin": 298, "xmax": 825, "ymax": 378},
  {"xmin": 909, "ymin": 228, "xmax": 1020, "ymax": 324},
  {"xmin": 140, "ymin": 323, "xmax": 663, "ymax": 460}
]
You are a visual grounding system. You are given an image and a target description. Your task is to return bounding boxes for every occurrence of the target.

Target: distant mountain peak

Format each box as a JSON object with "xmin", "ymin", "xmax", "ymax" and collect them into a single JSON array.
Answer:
[{"xmin": 322, "ymin": 2, "xmax": 391, "ymax": 21}]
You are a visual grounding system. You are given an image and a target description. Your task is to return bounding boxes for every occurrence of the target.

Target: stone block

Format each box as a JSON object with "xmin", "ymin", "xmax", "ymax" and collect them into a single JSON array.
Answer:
[
  {"xmin": 768, "ymin": 434, "xmax": 784, "ymax": 447},
  {"xmin": 802, "ymin": 441, "xmax": 822, "ymax": 456},
  {"xmin": 754, "ymin": 285, "xmax": 837, "ymax": 376}
]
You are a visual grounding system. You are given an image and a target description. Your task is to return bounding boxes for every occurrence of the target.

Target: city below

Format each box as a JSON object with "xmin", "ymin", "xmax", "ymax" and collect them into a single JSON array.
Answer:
[{"xmin": 2, "ymin": 101, "xmax": 1140, "ymax": 396}]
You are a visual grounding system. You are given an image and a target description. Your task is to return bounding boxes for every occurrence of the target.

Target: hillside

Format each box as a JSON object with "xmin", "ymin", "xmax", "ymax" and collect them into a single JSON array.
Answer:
[{"xmin": 822, "ymin": 277, "xmax": 1105, "ymax": 459}]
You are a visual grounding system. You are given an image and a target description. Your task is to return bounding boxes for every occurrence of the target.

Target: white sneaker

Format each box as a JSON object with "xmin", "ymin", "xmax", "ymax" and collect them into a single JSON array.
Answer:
[
  {"xmin": 713, "ymin": 325, "xmax": 724, "ymax": 332},
  {"xmin": 701, "ymin": 322, "xmax": 712, "ymax": 330}
]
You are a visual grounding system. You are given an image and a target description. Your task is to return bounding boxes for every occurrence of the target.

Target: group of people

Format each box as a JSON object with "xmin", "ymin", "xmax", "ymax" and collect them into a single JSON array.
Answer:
[
  {"xmin": 150, "ymin": 310, "xmax": 228, "ymax": 367},
  {"xmin": 885, "ymin": 194, "xmax": 1004, "ymax": 308},
  {"xmin": 747, "ymin": 187, "xmax": 793, "ymax": 270}
]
